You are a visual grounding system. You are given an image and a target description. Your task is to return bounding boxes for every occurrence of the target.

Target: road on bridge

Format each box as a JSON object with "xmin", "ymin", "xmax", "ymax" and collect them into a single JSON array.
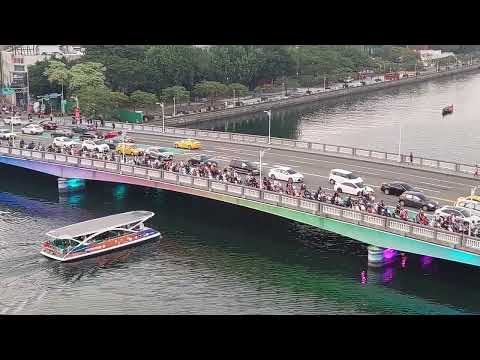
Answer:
[{"xmin": 10, "ymin": 120, "xmax": 479, "ymax": 217}]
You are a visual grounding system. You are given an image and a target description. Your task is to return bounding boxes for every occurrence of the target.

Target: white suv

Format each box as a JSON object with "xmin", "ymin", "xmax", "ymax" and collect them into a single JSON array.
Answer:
[
  {"xmin": 82, "ymin": 139, "xmax": 109, "ymax": 152},
  {"xmin": 334, "ymin": 181, "xmax": 373, "ymax": 196},
  {"xmin": 329, "ymin": 169, "xmax": 363, "ymax": 185},
  {"xmin": 21, "ymin": 124, "xmax": 44, "ymax": 135},
  {"xmin": 53, "ymin": 136, "xmax": 78, "ymax": 148}
]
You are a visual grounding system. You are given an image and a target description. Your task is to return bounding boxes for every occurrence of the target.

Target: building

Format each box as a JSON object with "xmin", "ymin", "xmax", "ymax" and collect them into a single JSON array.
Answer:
[
  {"xmin": 0, "ymin": 45, "xmax": 84, "ymax": 108},
  {"xmin": 416, "ymin": 49, "xmax": 456, "ymax": 67}
]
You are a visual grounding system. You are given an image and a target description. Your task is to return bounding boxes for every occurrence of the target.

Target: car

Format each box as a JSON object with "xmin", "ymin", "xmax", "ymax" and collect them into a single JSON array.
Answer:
[
  {"xmin": 328, "ymin": 169, "xmax": 363, "ymax": 185},
  {"xmin": 82, "ymin": 139, "xmax": 110, "ymax": 152},
  {"xmin": 435, "ymin": 206, "xmax": 480, "ymax": 225},
  {"xmin": 187, "ymin": 154, "xmax": 218, "ymax": 167},
  {"xmin": 3, "ymin": 116, "xmax": 22, "ymax": 126},
  {"xmin": 72, "ymin": 124, "xmax": 94, "ymax": 133},
  {"xmin": 334, "ymin": 181, "xmax": 374, "ymax": 196},
  {"xmin": 268, "ymin": 166, "xmax": 304, "ymax": 182},
  {"xmin": 115, "ymin": 143, "xmax": 144, "ymax": 156},
  {"xmin": 21, "ymin": 124, "xmax": 44, "ymax": 135},
  {"xmin": 399, "ymin": 191, "xmax": 438, "ymax": 211},
  {"xmin": 229, "ymin": 159, "xmax": 259, "ymax": 175},
  {"xmin": 145, "ymin": 146, "xmax": 174, "ymax": 160},
  {"xmin": 102, "ymin": 131, "xmax": 122, "ymax": 139},
  {"xmin": 79, "ymin": 131, "xmax": 102, "ymax": 141},
  {"xmin": 51, "ymin": 129, "xmax": 74, "ymax": 138},
  {"xmin": 380, "ymin": 181, "xmax": 416, "ymax": 196},
  {"xmin": 174, "ymin": 138, "xmax": 201, "ymax": 150},
  {"xmin": 53, "ymin": 136, "xmax": 78, "ymax": 148},
  {"xmin": 456, "ymin": 195, "xmax": 480, "ymax": 204},
  {"xmin": 40, "ymin": 121, "xmax": 58, "ymax": 130},
  {"xmin": 455, "ymin": 198, "xmax": 480, "ymax": 215},
  {"xmin": 0, "ymin": 128, "xmax": 16, "ymax": 140}
]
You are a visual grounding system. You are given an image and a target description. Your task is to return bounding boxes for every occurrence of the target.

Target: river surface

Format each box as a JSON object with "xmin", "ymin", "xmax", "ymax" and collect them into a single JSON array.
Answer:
[
  {"xmin": 198, "ymin": 71, "xmax": 480, "ymax": 164},
  {"xmin": 3, "ymin": 72, "xmax": 480, "ymax": 314}
]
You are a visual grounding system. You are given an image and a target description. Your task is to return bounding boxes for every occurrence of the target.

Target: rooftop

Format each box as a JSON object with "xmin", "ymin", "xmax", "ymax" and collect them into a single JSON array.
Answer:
[{"xmin": 46, "ymin": 211, "xmax": 154, "ymax": 239}]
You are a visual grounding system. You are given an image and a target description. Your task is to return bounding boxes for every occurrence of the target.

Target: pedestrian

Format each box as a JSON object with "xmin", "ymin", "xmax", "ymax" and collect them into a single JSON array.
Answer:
[
  {"xmin": 409, "ymin": 152, "xmax": 413, "ymax": 164},
  {"xmin": 112, "ymin": 122, "xmax": 116, "ymax": 130},
  {"xmin": 475, "ymin": 165, "xmax": 479, "ymax": 177}
]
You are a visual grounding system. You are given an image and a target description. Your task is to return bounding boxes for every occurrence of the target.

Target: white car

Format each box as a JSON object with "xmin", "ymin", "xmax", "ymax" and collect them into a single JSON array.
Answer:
[
  {"xmin": 0, "ymin": 128, "xmax": 16, "ymax": 140},
  {"xmin": 145, "ymin": 146, "xmax": 174, "ymax": 160},
  {"xmin": 268, "ymin": 166, "xmax": 304, "ymax": 182},
  {"xmin": 82, "ymin": 139, "xmax": 110, "ymax": 152},
  {"xmin": 334, "ymin": 181, "xmax": 374, "ymax": 196},
  {"xmin": 53, "ymin": 136, "xmax": 78, "ymax": 148},
  {"xmin": 21, "ymin": 124, "xmax": 44, "ymax": 135},
  {"xmin": 329, "ymin": 169, "xmax": 363, "ymax": 185},
  {"xmin": 434, "ymin": 206, "xmax": 480, "ymax": 225},
  {"xmin": 3, "ymin": 116, "xmax": 22, "ymax": 126}
]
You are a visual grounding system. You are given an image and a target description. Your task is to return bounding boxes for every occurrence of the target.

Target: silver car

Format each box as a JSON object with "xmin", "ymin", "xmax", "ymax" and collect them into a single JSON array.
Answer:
[{"xmin": 145, "ymin": 146, "xmax": 174, "ymax": 160}]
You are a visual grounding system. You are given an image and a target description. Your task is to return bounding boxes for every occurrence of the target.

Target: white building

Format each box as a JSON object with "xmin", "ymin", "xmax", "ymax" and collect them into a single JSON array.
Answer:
[{"xmin": 417, "ymin": 49, "xmax": 456, "ymax": 66}]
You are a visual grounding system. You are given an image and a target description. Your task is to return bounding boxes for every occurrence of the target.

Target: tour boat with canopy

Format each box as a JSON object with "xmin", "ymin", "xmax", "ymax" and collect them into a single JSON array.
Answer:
[{"xmin": 41, "ymin": 211, "xmax": 160, "ymax": 262}]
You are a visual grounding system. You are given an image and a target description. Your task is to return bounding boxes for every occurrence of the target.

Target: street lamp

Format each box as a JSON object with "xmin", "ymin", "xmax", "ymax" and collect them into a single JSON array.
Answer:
[
  {"xmin": 398, "ymin": 123, "xmax": 402, "ymax": 163},
  {"xmin": 263, "ymin": 109, "xmax": 272, "ymax": 145},
  {"xmin": 156, "ymin": 102, "xmax": 165, "ymax": 133}
]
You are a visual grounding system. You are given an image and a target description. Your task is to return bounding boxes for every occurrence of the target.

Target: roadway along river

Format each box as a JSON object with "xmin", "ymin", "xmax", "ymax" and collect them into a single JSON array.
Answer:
[{"xmin": 197, "ymin": 70, "xmax": 480, "ymax": 165}]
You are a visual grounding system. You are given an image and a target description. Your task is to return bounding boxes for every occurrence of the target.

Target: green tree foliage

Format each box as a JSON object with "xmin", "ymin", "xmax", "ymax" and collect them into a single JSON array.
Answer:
[
  {"xmin": 161, "ymin": 86, "xmax": 190, "ymax": 105},
  {"xmin": 69, "ymin": 62, "xmax": 106, "ymax": 92},
  {"xmin": 44, "ymin": 60, "xmax": 70, "ymax": 93},
  {"xmin": 193, "ymin": 81, "xmax": 229, "ymax": 106},
  {"xmin": 228, "ymin": 83, "xmax": 249, "ymax": 97},
  {"xmin": 76, "ymin": 86, "xmax": 128, "ymax": 119},
  {"xmin": 27, "ymin": 60, "xmax": 57, "ymax": 97},
  {"xmin": 129, "ymin": 90, "xmax": 158, "ymax": 110}
]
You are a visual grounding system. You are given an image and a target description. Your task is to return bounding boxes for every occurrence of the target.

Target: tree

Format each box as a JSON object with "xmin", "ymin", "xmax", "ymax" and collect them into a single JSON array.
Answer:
[
  {"xmin": 228, "ymin": 83, "xmax": 248, "ymax": 97},
  {"xmin": 129, "ymin": 90, "xmax": 158, "ymax": 110},
  {"xmin": 161, "ymin": 85, "xmax": 190, "ymax": 105},
  {"xmin": 193, "ymin": 81, "xmax": 229, "ymax": 107},
  {"xmin": 27, "ymin": 60, "xmax": 57, "ymax": 98},
  {"xmin": 69, "ymin": 62, "xmax": 106, "ymax": 92},
  {"xmin": 75, "ymin": 86, "xmax": 128, "ymax": 119},
  {"xmin": 44, "ymin": 60, "xmax": 70, "ymax": 96}
]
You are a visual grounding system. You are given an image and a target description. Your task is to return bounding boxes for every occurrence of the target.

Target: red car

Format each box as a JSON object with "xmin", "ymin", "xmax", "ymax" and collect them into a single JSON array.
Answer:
[
  {"xmin": 41, "ymin": 121, "xmax": 58, "ymax": 130},
  {"xmin": 103, "ymin": 131, "xmax": 122, "ymax": 139}
]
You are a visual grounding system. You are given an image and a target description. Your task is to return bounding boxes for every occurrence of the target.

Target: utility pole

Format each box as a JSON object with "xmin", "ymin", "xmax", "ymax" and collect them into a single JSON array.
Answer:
[
  {"xmin": 263, "ymin": 110, "xmax": 272, "ymax": 144},
  {"xmin": 173, "ymin": 97, "xmax": 176, "ymax": 117}
]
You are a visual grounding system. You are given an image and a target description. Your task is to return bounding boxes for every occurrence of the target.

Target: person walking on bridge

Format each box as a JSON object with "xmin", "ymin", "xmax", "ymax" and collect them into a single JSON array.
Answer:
[{"xmin": 409, "ymin": 152, "xmax": 413, "ymax": 164}]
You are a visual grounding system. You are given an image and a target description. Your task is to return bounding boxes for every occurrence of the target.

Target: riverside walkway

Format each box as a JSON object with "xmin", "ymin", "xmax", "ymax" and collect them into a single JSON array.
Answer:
[{"xmin": 2, "ymin": 123, "xmax": 480, "ymax": 266}]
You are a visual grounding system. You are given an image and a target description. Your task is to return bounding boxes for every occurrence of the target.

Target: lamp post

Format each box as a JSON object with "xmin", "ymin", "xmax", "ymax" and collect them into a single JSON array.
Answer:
[
  {"xmin": 173, "ymin": 97, "xmax": 176, "ymax": 117},
  {"xmin": 398, "ymin": 123, "xmax": 402, "ymax": 162},
  {"xmin": 156, "ymin": 102, "xmax": 165, "ymax": 133},
  {"xmin": 263, "ymin": 109, "xmax": 272, "ymax": 145}
]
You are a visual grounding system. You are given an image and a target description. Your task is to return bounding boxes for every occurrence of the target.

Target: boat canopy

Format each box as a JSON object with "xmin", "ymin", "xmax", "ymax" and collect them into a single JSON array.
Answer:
[{"xmin": 46, "ymin": 211, "xmax": 154, "ymax": 239}]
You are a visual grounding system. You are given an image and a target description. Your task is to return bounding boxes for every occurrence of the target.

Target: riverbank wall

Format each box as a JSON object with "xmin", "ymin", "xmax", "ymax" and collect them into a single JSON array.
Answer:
[{"xmin": 152, "ymin": 63, "xmax": 480, "ymax": 127}]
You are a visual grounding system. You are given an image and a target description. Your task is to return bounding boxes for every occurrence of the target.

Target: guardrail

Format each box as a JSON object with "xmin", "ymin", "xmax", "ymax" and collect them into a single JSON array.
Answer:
[
  {"xmin": 99, "ymin": 121, "xmax": 478, "ymax": 178},
  {"xmin": 2, "ymin": 145, "xmax": 480, "ymax": 256}
]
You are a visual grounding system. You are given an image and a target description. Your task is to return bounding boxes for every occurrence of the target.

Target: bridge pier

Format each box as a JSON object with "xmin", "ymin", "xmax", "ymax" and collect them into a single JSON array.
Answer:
[
  {"xmin": 58, "ymin": 177, "xmax": 85, "ymax": 194},
  {"xmin": 368, "ymin": 246, "xmax": 399, "ymax": 267}
]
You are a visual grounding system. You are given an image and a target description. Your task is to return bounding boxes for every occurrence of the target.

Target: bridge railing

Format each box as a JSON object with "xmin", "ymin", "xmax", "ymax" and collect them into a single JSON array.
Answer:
[
  {"xmin": 3, "ymin": 144, "xmax": 480, "ymax": 256},
  {"xmin": 98, "ymin": 121, "xmax": 477, "ymax": 178}
]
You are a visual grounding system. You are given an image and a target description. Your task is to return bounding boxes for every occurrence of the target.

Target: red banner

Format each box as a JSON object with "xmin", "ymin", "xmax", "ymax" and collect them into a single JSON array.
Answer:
[{"xmin": 75, "ymin": 107, "xmax": 81, "ymax": 120}]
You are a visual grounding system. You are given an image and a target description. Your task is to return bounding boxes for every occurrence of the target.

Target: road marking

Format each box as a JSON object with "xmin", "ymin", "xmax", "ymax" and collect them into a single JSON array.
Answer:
[{"xmin": 428, "ymin": 196, "xmax": 455, "ymax": 203}]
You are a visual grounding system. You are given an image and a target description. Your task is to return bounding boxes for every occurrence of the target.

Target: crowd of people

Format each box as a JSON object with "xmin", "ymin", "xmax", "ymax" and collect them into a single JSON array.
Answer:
[{"xmin": 4, "ymin": 134, "xmax": 480, "ymax": 239}]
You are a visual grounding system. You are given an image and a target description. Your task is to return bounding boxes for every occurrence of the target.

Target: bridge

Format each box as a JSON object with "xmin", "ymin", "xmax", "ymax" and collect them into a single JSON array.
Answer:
[{"xmin": 2, "ymin": 121, "xmax": 480, "ymax": 267}]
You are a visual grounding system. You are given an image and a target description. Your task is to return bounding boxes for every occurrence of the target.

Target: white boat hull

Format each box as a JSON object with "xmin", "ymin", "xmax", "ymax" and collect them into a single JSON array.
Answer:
[{"xmin": 41, "ymin": 230, "xmax": 161, "ymax": 262}]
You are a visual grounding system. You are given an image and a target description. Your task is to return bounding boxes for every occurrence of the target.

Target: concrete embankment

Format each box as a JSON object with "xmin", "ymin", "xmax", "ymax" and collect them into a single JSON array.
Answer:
[{"xmin": 152, "ymin": 63, "xmax": 480, "ymax": 127}]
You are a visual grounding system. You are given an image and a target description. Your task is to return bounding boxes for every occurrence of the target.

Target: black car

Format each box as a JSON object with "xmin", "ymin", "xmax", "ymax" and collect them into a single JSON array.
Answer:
[
  {"xmin": 381, "ymin": 181, "xmax": 416, "ymax": 196},
  {"xmin": 229, "ymin": 159, "xmax": 259, "ymax": 175},
  {"xmin": 399, "ymin": 191, "xmax": 438, "ymax": 211},
  {"xmin": 72, "ymin": 124, "xmax": 94, "ymax": 134},
  {"xmin": 51, "ymin": 129, "xmax": 74, "ymax": 138},
  {"xmin": 188, "ymin": 155, "xmax": 218, "ymax": 167},
  {"xmin": 105, "ymin": 137, "xmax": 124, "ymax": 150}
]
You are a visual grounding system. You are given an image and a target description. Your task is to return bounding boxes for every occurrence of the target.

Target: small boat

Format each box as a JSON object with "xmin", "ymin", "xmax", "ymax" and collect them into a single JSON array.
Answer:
[
  {"xmin": 40, "ymin": 211, "xmax": 160, "ymax": 262},
  {"xmin": 442, "ymin": 105, "xmax": 454, "ymax": 116}
]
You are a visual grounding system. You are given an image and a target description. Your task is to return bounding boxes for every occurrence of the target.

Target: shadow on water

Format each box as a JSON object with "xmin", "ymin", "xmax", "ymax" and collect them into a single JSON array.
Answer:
[{"xmin": 1, "ymin": 166, "xmax": 480, "ymax": 313}]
